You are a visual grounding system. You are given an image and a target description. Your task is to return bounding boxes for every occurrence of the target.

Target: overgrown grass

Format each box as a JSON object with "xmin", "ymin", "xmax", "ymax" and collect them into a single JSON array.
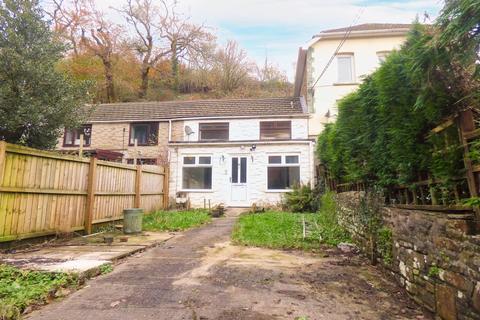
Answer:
[
  {"xmin": 142, "ymin": 209, "xmax": 211, "ymax": 232},
  {"xmin": 0, "ymin": 264, "xmax": 78, "ymax": 319},
  {"xmin": 232, "ymin": 192, "xmax": 350, "ymax": 250}
]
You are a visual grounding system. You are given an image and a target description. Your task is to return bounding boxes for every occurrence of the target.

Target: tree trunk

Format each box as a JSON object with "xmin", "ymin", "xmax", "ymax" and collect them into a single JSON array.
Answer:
[
  {"xmin": 171, "ymin": 40, "xmax": 179, "ymax": 92},
  {"xmin": 139, "ymin": 65, "xmax": 150, "ymax": 99},
  {"xmin": 103, "ymin": 58, "xmax": 115, "ymax": 103}
]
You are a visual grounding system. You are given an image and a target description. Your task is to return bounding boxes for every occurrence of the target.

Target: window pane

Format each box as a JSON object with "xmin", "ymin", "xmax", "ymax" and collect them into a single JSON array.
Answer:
[
  {"xmin": 286, "ymin": 155, "xmax": 299, "ymax": 164},
  {"xmin": 199, "ymin": 156, "xmax": 211, "ymax": 164},
  {"xmin": 199, "ymin": 123, "xmax": 229, "ymax": 140},
  {"xmin": 82, "ymin": 125, "xmax": 92, "ymax": 146},
  {"xmin": 64, "ymin": 129, "xmax": 75, "ymax": 145},
  {"xmin": 231, "ymin": 157, "xmax": 238, "ymax": 183},
  {"xmin": 184, "ymin": 157, "xmax": 195, "ymax": 164},
  {"xmin": 131, "ymin": 125, "xmax": 148, "ymax": 145},
  {"xmin": 260, "ymin": 121, "xmax": 291, "ymax": 140},
  {"xmin": 268, "ymin": 156, "xmax": 282, "ymax": 164},
  {"xmin": 338, "ymin": 56, "xmax": 353, "ymax": 83},
  {"xmin": 267, "ymin": 166, "xmax": 300, "ymax": 189},
  {"xmin": 182, "ymin": 167, "xmax": 212, "ymax": 189},
  {"xmin": 240, "ymin": 157, "xmax": 247, "ymax": 183}
]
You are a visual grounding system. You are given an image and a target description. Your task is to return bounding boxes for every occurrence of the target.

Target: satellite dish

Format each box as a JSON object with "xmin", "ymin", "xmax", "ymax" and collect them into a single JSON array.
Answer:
[{"xmin": 184, "ymin": 125, "xmax": 194, "ymax": 135}]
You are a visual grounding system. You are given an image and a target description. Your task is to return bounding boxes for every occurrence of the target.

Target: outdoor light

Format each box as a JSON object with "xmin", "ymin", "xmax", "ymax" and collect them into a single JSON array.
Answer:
[{"xmin": 250, "ymin": 144, "xmax": 256, "ymax": 151}]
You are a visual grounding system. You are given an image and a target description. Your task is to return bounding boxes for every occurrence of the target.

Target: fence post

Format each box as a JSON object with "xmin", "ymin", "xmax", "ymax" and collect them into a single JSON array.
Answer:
[
  {"xmin": 85, "ymin": 157, "xmax": 97, "ymax": 234},
  {"xmin": 0, "ymin": 141, "xmax": 6, "ymax": 186},
  {"xmin": 135, "ymin": 165, "xmax": 142, "ymax": 208},
  {"xmin": 459, "ymin": 109, "xmax": 478, "ymax": 198},
  {"xmin": 163, "ymin": 166, "xmax": 170, "ymax": 209}
]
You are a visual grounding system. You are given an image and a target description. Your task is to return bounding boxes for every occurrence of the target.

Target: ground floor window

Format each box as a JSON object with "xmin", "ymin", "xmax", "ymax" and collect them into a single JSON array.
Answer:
[
  {"xmin": 267, "ymin": 155, "xmax": 300, "ymax": 190},
  {"xmin": 182, "ymin": 155, "xmax": 212, "ymax": 190}
]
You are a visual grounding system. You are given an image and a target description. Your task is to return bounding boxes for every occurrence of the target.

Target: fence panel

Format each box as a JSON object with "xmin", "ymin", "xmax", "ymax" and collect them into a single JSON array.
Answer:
[{"xmin": 0, "ymin": 142, "xmax": 168, "ymax": 242}]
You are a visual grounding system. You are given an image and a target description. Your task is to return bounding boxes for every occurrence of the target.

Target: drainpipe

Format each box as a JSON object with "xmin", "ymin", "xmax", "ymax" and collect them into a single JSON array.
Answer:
[{"xmin": 168, "ymin": 119, "xmax": 172, "ymax": 142}]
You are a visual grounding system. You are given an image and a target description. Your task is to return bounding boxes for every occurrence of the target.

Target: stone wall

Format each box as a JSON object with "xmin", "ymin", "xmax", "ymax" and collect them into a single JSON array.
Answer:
[{"xmin": 335, "ymin": 191, "xmax": 480, "ymax": 320}]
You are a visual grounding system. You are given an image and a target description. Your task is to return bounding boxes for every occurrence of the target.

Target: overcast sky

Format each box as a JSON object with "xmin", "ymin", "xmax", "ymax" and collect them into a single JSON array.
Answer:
[{"xmin": 48, "ymin": 0, "xmax": 444, "ymax": 80}]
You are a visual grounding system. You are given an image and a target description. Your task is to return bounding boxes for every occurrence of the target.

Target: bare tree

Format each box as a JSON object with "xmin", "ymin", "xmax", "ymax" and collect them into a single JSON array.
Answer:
[
  {"xmin": 214, "ymin": 40, "xmax": 252, "ymax": 93},
  {"xmin": 117, "ymin": 0, "xmax": 214, "ymax": 98},
  {"xmin": 79, "ymin": 1, "xmax": 123, "ymax": 103},
  {"xmin": 46, "ymin": 0, "xmax": 89, "ymax": 56}
]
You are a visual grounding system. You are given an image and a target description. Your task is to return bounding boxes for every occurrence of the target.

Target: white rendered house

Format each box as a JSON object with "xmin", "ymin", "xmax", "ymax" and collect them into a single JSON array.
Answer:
[{"xmin": 294, "ymin": 23, "xmax": 411, "ymax": 138}]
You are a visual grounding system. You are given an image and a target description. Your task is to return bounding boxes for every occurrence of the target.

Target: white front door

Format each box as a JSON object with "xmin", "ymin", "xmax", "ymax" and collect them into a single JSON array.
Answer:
[{"xmin": 230, "ymin": 156, "xmax": 248, "ymax": 206}]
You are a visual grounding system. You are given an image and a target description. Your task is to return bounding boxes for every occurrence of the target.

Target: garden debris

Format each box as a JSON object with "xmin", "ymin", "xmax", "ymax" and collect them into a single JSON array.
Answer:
[{"xmin": 337, "ymin": 242, "xmax": 359, "ymax": 253}]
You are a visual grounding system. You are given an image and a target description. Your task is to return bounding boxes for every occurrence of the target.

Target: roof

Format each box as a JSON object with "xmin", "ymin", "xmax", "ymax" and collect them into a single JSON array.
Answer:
[
  {"xmin": 318, "ymin": 23, "xmax": 412, "ymax": 35},
  {"xmin": 87, "ymin": 97, "xmax": 306, "ymax": 122}
]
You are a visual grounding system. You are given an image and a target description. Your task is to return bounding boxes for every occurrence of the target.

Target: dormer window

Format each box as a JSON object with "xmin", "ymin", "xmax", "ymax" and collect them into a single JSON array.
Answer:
[
  {"xmin": 199, "ymin": 123, "xmax": 229, "ymax": 141},
  {"xmin": 337, "ymin": 53, "xmax": 354, "ymax": 83}
]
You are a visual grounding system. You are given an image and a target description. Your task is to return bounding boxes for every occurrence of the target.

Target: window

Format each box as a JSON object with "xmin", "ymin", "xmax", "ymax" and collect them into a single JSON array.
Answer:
[
  {"xmin": 337, "ymin": 54, "xmax": 354, "ymax": 83},
  {"xmin": 63, "ymin": 125, "xmax": 92, "ymax": 147},
  {"xmin": 126, "ymin": 158, "xmax": 157, "ymax": 165},
  {"xmin": 199, "ymin": 123, "xmax": 229, "ymax": 141},
  {"xmin": 377, "ymin": 51, "xmax": 391, "ymax": 63},
  {"xmin": 260, "ymin": 121, "xmax": 291, "ymax": 140},
  {"xmin": 182, "ymin": 155, "xmax": 212, "ymax": 190},
  {"xmin": 129, "ymin": 122, "xmax": 158, "ymax": 146},
  {"xmin": 232, "ymin": 157, "xmax": 247, "ymax": 183},
  {"xmin": 267, "ymin": 155, "xmax": 300, "ymax": 190}
]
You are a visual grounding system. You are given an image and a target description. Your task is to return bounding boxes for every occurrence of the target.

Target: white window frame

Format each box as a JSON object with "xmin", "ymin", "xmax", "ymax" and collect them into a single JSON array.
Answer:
[
  {"xmin": 266, "ymin": 154, "xmax": 300, "ymax": 192},
  {"xmin": 336, "ymin": 53, "xmax": 355, "ymax": 84},
  {"xmin": 181, "ymin": 155, "xmax": 213, "ymax": 191},
  {"xmin": 376, "ymin": 51, "xmax": 391, "ymax": 63}
]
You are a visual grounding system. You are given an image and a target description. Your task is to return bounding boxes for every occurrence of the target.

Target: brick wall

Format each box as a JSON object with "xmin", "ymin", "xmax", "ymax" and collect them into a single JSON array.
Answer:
[
  {"xmin": 335, "ymin": 191, "xmax": 480, "ymax": 320},
  {"xmin": 57, "ymin": 121, "xmax": 181, "ymax": 161}
]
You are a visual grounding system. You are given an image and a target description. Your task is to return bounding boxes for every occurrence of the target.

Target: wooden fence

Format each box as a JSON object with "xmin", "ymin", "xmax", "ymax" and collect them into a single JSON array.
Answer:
[
  {"xmin": 325, "ymin": 108, "xmax": 480, "ymax": 213},
  {"xmin": 0, "ymin": 141, "xmax": 169, "ymax": 242}
]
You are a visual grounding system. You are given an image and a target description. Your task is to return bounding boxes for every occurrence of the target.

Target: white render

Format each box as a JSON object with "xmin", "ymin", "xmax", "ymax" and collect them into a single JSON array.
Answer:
[
  {"xmin": 169, "ymin": 116, "xmax": 313, "ymax": 208},
  {"xmin": 169, "ymin": 142, "xmax": 314, "ymax": 208},
  {"xmin": 182, "ymin": 118, "xmax": 308, "ymax": 141},
  {"xmin": 306, "ymin": 33, "xmax": 407, "ymax": 137}
]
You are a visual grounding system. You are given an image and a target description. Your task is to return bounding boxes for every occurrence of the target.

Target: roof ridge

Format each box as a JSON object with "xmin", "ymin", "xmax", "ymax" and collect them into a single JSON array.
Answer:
[{"xmin": 98, "ymin": 96, "xmax": 296, "ymax": 107}]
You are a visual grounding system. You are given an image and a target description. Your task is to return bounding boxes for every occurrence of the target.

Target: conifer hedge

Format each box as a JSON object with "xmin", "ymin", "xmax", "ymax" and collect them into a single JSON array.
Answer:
[{"xmin": 317, "ymin": 0, "xmax": 480, "ymax": 190}]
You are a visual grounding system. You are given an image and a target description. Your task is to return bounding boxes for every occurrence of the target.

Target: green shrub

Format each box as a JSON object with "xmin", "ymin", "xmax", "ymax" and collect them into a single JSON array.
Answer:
[
  {"xmin": 283, "ymin": 184, "xmax": 320, "ymax": 212},
  {"xmin": 377, "ymin": 227, "xmax": 393, "ymax": 265}
]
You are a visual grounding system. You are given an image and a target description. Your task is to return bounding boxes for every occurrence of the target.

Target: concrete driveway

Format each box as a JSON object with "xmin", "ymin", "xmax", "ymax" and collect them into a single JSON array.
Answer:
[{"xmin": 27, "ymin": 216, "xmax": 430, "ymax": 320}]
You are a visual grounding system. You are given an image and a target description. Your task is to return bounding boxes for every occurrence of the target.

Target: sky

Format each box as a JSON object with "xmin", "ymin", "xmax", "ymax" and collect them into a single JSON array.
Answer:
[{"xmin": 51, "ymin": 0, "xmax": 444, "ymax": 80}]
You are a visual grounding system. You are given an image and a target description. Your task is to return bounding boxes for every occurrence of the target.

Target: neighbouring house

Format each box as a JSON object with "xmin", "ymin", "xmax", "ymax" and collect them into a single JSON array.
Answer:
[
  {"xmin": 56, "ymin": 97, "xmax": 314, "ymax": 207},
  {"xmin": 294, "ymin": 23, "xmax": 411, "ymax": 138}
]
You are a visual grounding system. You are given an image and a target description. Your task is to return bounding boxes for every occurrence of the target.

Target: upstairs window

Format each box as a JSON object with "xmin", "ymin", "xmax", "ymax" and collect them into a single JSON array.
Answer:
[
  {"xmin": 129, "ymin": 122, "xmax": 158, "ymax": 146},
  {"xmin": 377, "ymin": 51, "xmax": 391, "ymax": 63},
  {"xmin": 199, "ymin": 123, "xmax": 229, "ymax": 141},
  {"xmin": 260, "ymin": 121, "xmax": 291, "ymax": 140},
  {"xmin": 63, "ymin": 125, "xmax": 92, "ymax": 147},
  {"xmin": 337, "ymin": 54, "xmax": 354, "ymax": 83}
]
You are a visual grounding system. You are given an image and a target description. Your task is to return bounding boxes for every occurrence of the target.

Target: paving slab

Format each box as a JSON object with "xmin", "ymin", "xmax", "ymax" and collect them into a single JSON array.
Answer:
[{"xmin": 0, "ymin": 232, "xmax": 172, "ymax": 274}]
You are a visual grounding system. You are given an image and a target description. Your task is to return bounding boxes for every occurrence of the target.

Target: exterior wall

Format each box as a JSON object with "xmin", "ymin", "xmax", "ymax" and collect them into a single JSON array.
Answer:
[
  {"xmin": 307, "ymin": 35, "xmax": 406, "ymax": 137},
  {"xmin": 169, "ymin": 142, "xmax": 315, "ymax": 208},
  {"xmin": 56, "ymin": 121, "xmax": 171, "ymax": 160},
  {"xmin": 335, "ymin": 191, "xmax": 480, "ymax": 320},
  {"xmin": 180, "ymin": 118, "xmax": 309, "ymax": 142}
]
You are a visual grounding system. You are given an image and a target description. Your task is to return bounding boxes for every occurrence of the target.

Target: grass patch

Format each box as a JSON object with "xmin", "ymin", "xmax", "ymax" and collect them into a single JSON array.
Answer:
[
  {"xmin": 0, "ymin": 264, "xmax": 78, "ymax": 319},
  {"xmin": 142, "ymin": 209, "xmax": 211, "ymax": 232},
  {"xmin": 232, "ymin": 193, "xmax": 350, "ymax": 250}
]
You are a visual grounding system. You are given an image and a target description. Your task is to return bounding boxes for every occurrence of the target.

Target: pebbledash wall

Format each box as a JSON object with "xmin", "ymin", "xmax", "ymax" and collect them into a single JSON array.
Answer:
[{"xmin": 335, "ymin": 191, "xmax": 480, "ymax": 320}]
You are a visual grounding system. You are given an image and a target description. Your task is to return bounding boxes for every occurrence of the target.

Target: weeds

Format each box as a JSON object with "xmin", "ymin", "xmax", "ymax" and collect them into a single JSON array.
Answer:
[{"xmin": 0, "ymin": 264, "xmax": 78, "ymax": 320}]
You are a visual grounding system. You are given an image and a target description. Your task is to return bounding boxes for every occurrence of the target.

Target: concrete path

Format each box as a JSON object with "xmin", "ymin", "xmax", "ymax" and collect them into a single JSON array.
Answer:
[{"xmin": 27, "ymin": 217, "xmax": 430, "ymax": 320}]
